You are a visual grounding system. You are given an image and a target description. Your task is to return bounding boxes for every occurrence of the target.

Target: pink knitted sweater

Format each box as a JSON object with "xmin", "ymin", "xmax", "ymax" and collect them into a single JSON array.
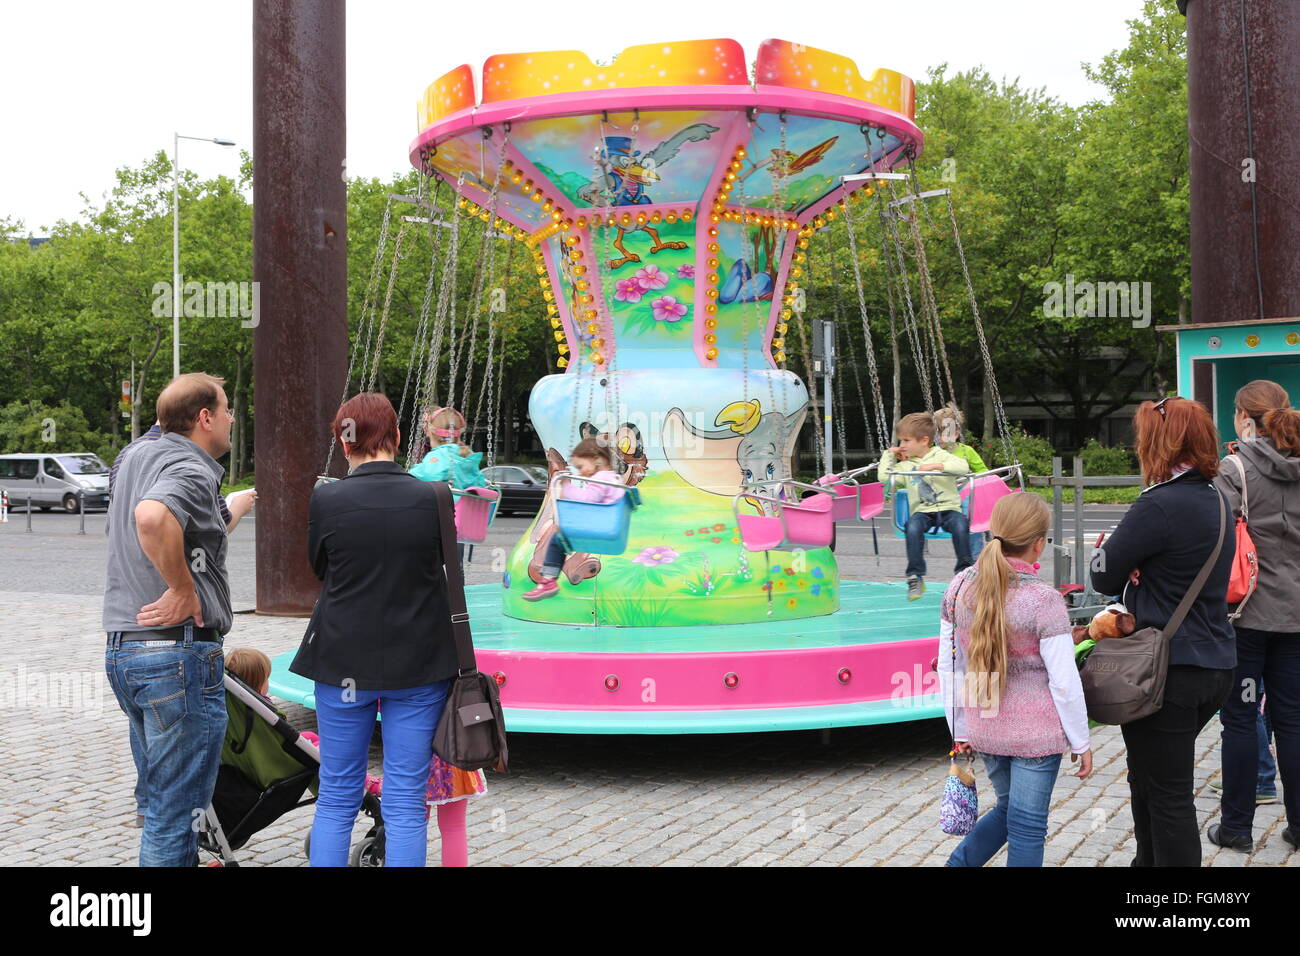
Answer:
[{"xmin": 940, "ymin": 559, "xmax": 1083, "ymax": 758}]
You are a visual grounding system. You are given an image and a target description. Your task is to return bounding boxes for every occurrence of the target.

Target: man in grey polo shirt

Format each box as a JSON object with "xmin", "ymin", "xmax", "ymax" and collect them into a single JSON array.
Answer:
[{"xmin": 104, "ymin": 372, "xmax": 234, "ymax": 867}]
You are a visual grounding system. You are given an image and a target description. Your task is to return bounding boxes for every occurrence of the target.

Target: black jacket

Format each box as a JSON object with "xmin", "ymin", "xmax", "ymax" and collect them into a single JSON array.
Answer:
[
  {"xmin": 289, "ymin": 461, "xmax": 459, "ymax": 690},
  {"xmin": 1091, "ymin": 469, "xmax": 1236, "ymax": 670}
]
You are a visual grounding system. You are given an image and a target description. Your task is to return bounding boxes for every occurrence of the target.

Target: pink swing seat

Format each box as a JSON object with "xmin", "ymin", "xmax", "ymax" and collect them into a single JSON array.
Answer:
[
  {"xmin": 452, "ymin": 486, "xmax": 500, "ymax": 543},
  {"xmin": 732, "ymin": 483, "xmax": 835, "ymax": 552},
  {"xmin": 965, "ymin": 473, "xmax": 1020, "ymax": 534}
]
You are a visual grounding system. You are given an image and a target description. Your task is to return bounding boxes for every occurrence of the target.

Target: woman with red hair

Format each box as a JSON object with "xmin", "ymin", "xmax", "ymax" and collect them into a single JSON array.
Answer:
[
  {"xmin": 290, "ymin": 392, "xmax": 462, "ymax": 866},
  {"xmin": 1092, "ymin": 396, "xmax": 1236, "ymax": 866}
]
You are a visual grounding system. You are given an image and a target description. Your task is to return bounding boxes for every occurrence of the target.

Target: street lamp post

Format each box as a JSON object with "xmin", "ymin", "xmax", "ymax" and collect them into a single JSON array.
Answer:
[{"xmin": 172, "ymin": 133, "xmax": 236, "ymax": 379}]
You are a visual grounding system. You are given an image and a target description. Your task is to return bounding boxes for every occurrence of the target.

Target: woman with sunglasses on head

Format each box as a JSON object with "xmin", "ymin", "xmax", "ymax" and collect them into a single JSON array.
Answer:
[
  {"xmin": 1208, "ymin": 380, "xmax": 1300, "ymax": 854},
  {"xmin": 1091, "ymin": 396, "xmax": 1236, "ymax": 866}
]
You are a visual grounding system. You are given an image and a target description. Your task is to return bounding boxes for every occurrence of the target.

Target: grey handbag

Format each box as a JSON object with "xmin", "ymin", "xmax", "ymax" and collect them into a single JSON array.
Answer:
[
  {"xmin": 1080, "ymin": 491, "xmax": 1226, "ymax": 725},
  {"xmin": 428, "ymin": 482, "xmax": 508, "ymax": 773}
]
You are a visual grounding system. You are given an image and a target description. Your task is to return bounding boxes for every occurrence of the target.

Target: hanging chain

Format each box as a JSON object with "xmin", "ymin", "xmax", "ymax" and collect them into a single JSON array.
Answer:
[
  {"xmin": 769, "ymin": 115, "xmax": 792, "ymax": 478},
  {"xmin": 813, "ymin": 231, "xmax": 850, "ymax": 468},
  {"xmin": 828, "ymin": 223, "xmax": 874, "ymax": 457},
  {"xmin": 946, "ymin": 189, "xmax": 1015, "ymax": 465},
  {"xmin": 324, "ymin": 195, "xmax": 396, "ymax": 474},
  {"xmin": 413, "ymin": 170, "xmax": 468, "ymax": 459},
  {"xmin": 879, "ymin": 224, "xmax": 902, "ymax": 427},
  {"xmin": 833, "ymin": 323, "xmax": 849, "ymax": 472},
  {"xmin": 398, "ymin": 179, "xmax": 448, "ymax": 466},
  {"xmin": 486, "ymin": 238, "xmax": 515, "ymax": 469},
  {"xmin": 878, "ymin": 181, "xmax": 933, "ymax": 412},
  {"xmin": 840, "ymin": 190, "xmax": 892, "ymax": 453},
  {"xmin": 362, "ymin": 219, "xmax": 412, "ymax": 392},
  {"xmin": 460, "ymin": 126, "xmax": 512, "ymax": 446},
  {"xmin": 791, "ymin": 274, "xmax": 823, "ymax": 476},
  {"xmin": 478, "ymin": 233, "xmax": 516, "ymax": 470},
  {"xmin": 605, "ymin": 112, "xmax": 639, "ymax": 444},
  {"xmin": 905, "ymin": 204, "xmax": 956, "ymax": 409}
]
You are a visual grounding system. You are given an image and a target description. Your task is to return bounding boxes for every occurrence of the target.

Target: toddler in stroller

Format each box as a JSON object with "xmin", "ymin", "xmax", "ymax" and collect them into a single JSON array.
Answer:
[
  {"xmin": 203, "ymin": 649, "xmax": 484, "ymax": 867},
  {"xmin": 198, "ymin": 650, "xmax": 383, "ymax": 867}
]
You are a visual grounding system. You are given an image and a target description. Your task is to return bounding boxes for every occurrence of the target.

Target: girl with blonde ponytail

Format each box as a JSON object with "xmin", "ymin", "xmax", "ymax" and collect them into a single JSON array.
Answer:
[{"xmin": 940, "ymin": 492, "xmax": 1092, "ymax": 867}]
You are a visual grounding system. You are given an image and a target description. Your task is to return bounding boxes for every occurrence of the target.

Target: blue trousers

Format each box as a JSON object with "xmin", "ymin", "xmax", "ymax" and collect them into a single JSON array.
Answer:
[
  {"xmin": 905, "ymin": 509, "xmax": 972, "ymax": 579},
  {"xmin": 947, "ymin": 752, "xmax": 1063, "ymax": 867},
  {"xmin": 310, "ymin": 680, "xmax": 450, "ymax": 867},
  {"xmin": 542, "ymin": 534, "xmax": 568, "ymax": 578},
  {"xmin": 105, "ymin": 627, "xmax": 226, "ymax": 867}
]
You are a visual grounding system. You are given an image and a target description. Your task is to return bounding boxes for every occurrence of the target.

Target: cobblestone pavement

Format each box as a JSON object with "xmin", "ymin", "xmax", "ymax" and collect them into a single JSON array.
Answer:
[{"xmin": 1, "ymin": 510, "xmax": 1295, "ymax": 866}]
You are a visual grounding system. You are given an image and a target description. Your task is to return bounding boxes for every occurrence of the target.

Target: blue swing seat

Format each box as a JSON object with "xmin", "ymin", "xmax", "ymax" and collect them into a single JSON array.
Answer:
[
  {"xmin": 551, "ymin": 475, "xmax": 643, "ymax": 556},
  {"xmin": 891, "ymin": 488, "xmax": 971, "ymax": 540}
]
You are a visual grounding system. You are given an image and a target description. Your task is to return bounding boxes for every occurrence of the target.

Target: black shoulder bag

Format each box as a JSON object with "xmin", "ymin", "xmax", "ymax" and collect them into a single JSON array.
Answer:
[
  {"xmin": 1080, "ymin": 490, "xmax": 1226, "ymax": 725},
  {"xmin": 429, "ymin": 482, "xmax": 509, "ymax": 773}
]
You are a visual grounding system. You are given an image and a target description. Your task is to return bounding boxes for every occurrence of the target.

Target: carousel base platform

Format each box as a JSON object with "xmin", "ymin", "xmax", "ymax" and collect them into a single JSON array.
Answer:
[{"xmin": 269, "ymin": 580, "xmax": 946, "ymax": 735}]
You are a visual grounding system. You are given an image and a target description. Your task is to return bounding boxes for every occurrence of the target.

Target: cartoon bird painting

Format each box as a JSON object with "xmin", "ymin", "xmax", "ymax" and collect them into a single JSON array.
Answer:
[
  {"xmin": 578, "ymin": 122, "xmax": 720, "ymax": 269},
  {"xmin": 736, "ymin": 136, "xmax": 839, "ymax": 185},
  {"xmin": 716, "ymin": 135, "xmax": 840, "ymax": 304}
]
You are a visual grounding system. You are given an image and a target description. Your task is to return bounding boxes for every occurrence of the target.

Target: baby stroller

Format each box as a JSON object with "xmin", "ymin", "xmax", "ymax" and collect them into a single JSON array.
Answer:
[{"xmin": 197, "ymin": 671, "xmax": 385, "ymax": 867}]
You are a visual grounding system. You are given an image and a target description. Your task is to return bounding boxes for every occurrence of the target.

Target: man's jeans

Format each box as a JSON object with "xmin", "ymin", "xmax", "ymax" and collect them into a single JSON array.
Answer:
[
  {"xmin": 905, "ymin": 509, "xmax": 973, "ymax": 579},
  {"xmin": 310, "ymin": 679, "xmax": 451, "ymax": 867},
  {"xmin": 1220, "ymin": 628, "xmax": 1300, "ymax": 835},
  {"xmin": 105, "ymin": 627, "xmax": 226, "ymax": 867},
  {"xmin": 947, "ymin": 752, "xmax": 1063, "ymax": 867}
]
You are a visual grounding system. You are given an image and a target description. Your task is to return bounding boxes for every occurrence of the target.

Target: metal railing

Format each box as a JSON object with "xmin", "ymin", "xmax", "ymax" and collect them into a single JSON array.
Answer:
[{"xmin": 1027, "ymin": 457, "xmax": 1144, "ymax": 611}]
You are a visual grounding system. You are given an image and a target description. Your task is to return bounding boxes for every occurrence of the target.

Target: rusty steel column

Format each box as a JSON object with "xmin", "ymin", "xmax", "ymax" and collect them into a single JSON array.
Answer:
[
  {"xmin": 253, "ymin": 0, "xmax": 348, "ymax": 614},
  {"xmin": 1181, "ymin": 0, "xmax": 1300, "ymax": 323}
]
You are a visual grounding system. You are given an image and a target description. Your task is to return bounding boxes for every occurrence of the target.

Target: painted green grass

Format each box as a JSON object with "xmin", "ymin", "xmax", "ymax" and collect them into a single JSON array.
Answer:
[
  {"xmin": 501, "ymin": 469, "xmax": 840, "ymax": 626},
  {"xmin": 601, "ymin": 220, "xmax": 697, "ymax": 348}
]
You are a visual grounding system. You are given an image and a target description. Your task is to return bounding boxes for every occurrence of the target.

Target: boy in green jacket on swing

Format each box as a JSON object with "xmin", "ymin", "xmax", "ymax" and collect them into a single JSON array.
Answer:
[{"xmin": 879, "ymin": 411, "xmax": 972, "ymax": 601}]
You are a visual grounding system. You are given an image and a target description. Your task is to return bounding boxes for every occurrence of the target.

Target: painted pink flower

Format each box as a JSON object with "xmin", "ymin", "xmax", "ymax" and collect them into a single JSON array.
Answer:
[
  {"xmin": 651, "ymin": 296, "xmax": 688, "ymax": 323},
  {"xmin": 634, "ymin": 264, "xmax": 669, "ymax": 291},
  {"xmin": 676, "ymin": 264, "xmax": 696, "ymax": 279},
  {"xmin": 615, "ymin": 277, "xmax": 644, "ymax": 302},
  {"xmin": 633, "ymin": 546, "xmax": 679, "ymax": 567}
]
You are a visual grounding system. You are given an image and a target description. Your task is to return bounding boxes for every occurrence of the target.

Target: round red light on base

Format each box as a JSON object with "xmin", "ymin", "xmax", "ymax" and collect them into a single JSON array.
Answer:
[
  {"xmin": 723, "ymin": 672, "xmax": 739, "ymax": 689},
  {"xmin": 837, "ymin": 667, "xmax": 852, "ymax": 685},
  {"xmin": 493, "ymin": 671, "xmax": 507, "ymax": 687},
  {"xmin": 603, "ymin": 675, "xmax": 620, "ymax": 692}
]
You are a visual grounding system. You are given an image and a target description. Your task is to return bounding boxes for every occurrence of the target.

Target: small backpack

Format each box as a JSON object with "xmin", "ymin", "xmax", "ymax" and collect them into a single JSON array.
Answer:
[{"xmin": 1224, "ymin": 455, "xmax": 1260, "ymax": 620}]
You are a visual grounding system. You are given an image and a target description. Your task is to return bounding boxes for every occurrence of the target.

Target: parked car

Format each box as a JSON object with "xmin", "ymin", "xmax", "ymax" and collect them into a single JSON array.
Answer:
[
  {"xmin": 482, "ymin": 464, "xmax": 549, "ymax": 517},
  {"xmin": 0, "ymin": 453, "xmax": 111, "ymax": 513}
]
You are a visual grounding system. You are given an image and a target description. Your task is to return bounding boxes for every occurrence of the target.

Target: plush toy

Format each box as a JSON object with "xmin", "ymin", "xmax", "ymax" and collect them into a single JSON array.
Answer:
[{"xmin": 1071, "ymin": 603, "xmax": 1137, "ymax": 645}]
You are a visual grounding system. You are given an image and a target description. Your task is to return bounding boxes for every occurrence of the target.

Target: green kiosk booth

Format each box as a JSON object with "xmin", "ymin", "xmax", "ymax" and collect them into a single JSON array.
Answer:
[{"xmin": 1161, "ymin": 317, "xmax": 1300, "ymax": 448}]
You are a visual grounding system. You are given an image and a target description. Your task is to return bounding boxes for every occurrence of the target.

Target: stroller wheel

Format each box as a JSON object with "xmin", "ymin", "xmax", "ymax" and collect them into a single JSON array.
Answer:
[
  {"xmin": 303, "ymin": 832, "xmax": 311, "ymax": 860},
  {"xmin": 349, "ymin": 836, "xmax": 383, "ymax": 868}
]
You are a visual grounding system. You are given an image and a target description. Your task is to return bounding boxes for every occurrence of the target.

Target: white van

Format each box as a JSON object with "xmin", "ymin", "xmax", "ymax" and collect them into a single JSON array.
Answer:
[{"xmin": 0, "ymin": 453, "xmax": 111, "ymax": 513}]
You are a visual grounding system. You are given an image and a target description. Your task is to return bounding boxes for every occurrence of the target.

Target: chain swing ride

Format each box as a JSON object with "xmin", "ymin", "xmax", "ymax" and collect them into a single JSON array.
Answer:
[{"xmin": 271, "ymin": 38, "xmax": 1026, "ymax": 735}]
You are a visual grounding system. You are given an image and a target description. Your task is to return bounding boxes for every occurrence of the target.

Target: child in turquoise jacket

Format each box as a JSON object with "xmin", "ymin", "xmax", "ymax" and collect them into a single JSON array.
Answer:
[{"xmin": 408, "ymin": 406, "xmax": 488, "ymax": 489}]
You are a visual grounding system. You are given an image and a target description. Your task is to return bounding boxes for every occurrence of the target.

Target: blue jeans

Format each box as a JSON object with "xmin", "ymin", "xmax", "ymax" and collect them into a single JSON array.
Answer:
[
  {"xmin": 1258, "ymin": 686, "xmax": 1277, "ymax": 794},
  {"xmin": 905, "ymin": 509, "xmax": 972, "ymax": 579},
  {"xmin": 542, "ymin": 534, "xmax": 567, "ymax": 578},
  {"xmin": 105, "ymin": 627, "xmax": 226, "ymax": 867},
  {"xmin": 310, "ymin": 680, "xmax": 451, "ymax": 867},
  {"xmin": 1220, "ymin": 628, "xmax": 1300, "ymax": 835},
  {"xmin": 947, "ymin": 752, "xmax": 1063, "ymax": 867}
]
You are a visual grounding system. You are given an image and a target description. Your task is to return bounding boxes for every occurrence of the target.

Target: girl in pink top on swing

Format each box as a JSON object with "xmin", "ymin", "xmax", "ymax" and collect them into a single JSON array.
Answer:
[{"xmin": 523, "ymin": 437, "xmax": 624, "ymax": 601}]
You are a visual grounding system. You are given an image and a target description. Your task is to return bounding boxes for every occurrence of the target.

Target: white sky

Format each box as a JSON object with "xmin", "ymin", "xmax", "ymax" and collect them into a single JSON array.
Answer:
[{"xmin": 1, "ymin": 0, "xmax": 1149, "ymax": 233}]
